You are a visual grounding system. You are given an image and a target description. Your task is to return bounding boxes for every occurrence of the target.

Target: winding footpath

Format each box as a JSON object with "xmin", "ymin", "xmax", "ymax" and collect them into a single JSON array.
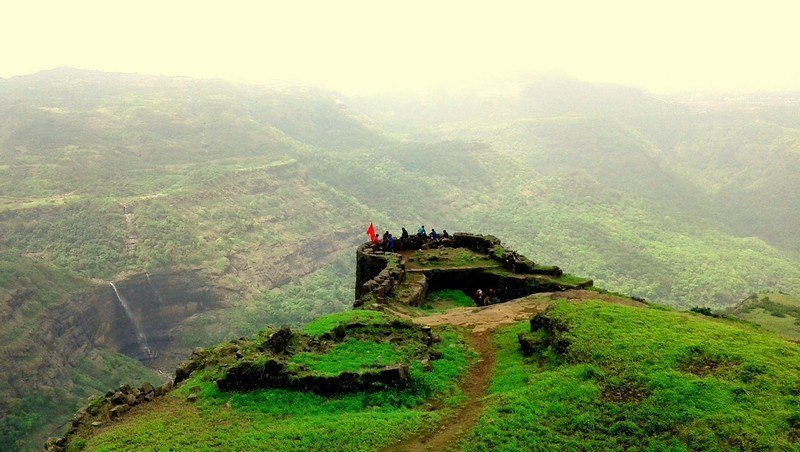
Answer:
[
  {"xmin": 387, "ymin": 290, "xmax": 643, "ymax": 450},
  {"xmin": 388, "ymin": 296, "xmax": 551, "ymax": 451}
]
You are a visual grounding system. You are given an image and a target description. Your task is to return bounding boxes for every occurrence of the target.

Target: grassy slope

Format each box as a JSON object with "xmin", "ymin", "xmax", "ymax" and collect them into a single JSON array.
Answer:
[
  {"xmin": 730, "ymin": 293, "xmax": 800, "ymax": 342},
  {"xmin": 80, "ymin": 311, "xmax": 474, "ymax": 450},
  {"xmin": 462, "ymin": 300, "xmax": 800, "ymax": 450}
]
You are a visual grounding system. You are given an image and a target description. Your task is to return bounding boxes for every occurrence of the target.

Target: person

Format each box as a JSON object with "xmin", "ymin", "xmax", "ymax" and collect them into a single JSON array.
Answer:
[
  {"xmin": 371, "ymin": 233, "xmax": 381, "ymax": 250},
  {"xmin": 418, "ymin": 225, "xmax": 426, "ymax": 238},
  {"xmin": 401, "ymin": 227, "xmax": 409, "ymax": 240},
  {"xmin": 485, "ymin": 288, "xmax": 496, "ymax": 305},
  {"xmin": 474, "ymin": 288, "xmax": 483, "ymax": 306},
  {"xmin": 442, "ymin": 229, "xmax": 450, "ymax": 239},
  {"xmin": 430, "ymin": 229, "xmax": 439, "ymax": 240},
  {"xmin": 387, "ymin": 234, "xmax": 395, "ymax": 252},
  {"xmin": 382, "ymin": 231, "xmax": 390, "ymax": 250}
]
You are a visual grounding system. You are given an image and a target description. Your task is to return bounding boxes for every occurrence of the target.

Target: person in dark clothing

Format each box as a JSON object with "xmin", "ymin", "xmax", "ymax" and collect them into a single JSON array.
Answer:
[
  {"xmin": 380, "ymin": 231, "xmax": 389, "ymax": 250},
  {"xmin": 387, "ymin": 234, "xmax": 395, "ymax": 252},
  {"xmin": 474, "ymin": 288, "xmax": 484, "ymax": 306},
  {"xmin": 442, "ymin": 229, "xmax": 450, "ymax": 239},
  {"xmin": 399, "ymin": 227, "xmax": 410, "ymax": 251},
  {"xmin": 430, "ymin": 229, "xmax": 439, "ymax": 240}
]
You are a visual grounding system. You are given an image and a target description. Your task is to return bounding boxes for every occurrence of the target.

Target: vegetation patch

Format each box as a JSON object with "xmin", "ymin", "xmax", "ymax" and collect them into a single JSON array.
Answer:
[
  {"xmin": 599, "ymin": 378, "xmax": 650, "ymax": 404},
  {"xmin": 407, "ymin": 248, "xmax": 498, "ymax": 269},
  {"xmin": 302, "ymin": 309, "xmax": 388, "ymax": 336},
  {"xmin": 75, "ymin": 326, "xmax": 474, "ymax": 450},
  {"xmin": 729, "ymin": 292, "xmax": 800, "ymax": 342},
  {"xmin": 417, "ymin": 289, "xmax": 475, "ymax": 313},
  {"xmin": 173, "ymin": 314, "xmax": 437, "ymax": 394},
  {"xmin": 676, "ymin": 345, "xmax": 741, "ymax": 378},
  {"xmin": 461, "ymin": 300, "xmax": 800, "ymax": 450},
  {"xmin": 288, "ymin": 339, "xmax": 402, "ymax": 376}
]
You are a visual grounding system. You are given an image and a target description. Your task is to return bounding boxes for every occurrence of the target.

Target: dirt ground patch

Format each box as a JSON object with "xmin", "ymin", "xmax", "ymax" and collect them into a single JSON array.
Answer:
[
  {"xmin": 600, "ymin": 381, "xmax": 651, "ymax": 403},
  {"xmin": 411, "ymin": 295, "xmax": 551, "ymax": 333},
  {"xmin": 677, "ymin": 352, "xmax": 741, "ymax": 377},
  {"xmin": 409, "ymin": 289, "xmax": 643, "ymax": 333}
]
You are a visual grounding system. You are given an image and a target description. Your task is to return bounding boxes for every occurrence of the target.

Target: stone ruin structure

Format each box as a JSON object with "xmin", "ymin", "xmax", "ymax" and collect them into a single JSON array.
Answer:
[{"xmin": 355, "ymin": 232, "xmax": 592, "ymax": 309}]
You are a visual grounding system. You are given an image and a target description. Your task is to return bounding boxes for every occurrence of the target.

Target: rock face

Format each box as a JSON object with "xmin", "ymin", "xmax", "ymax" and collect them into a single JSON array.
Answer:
[
  {"xmin": 102, "ymin": 269, "xmax": 228, "ymax": 364},
  {"xmin": 1, "ymin": 286, "xmax": 107, "ymax": 409},
  {"xmin": 354, "ymin": 248, "xmax": 406, "ymax": 307},
  {"xmin": 355, "ymin": 248, "xmax": 396, "ymax": 300}
]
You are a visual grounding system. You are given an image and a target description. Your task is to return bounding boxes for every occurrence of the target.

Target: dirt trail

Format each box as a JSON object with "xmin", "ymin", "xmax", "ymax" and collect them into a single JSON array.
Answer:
[
  {"xmin": 389, "ymin": 331, "xmax": 495, "ymax": 452},
  {"xmin": 385, "ymin": 290, "xmax": 643, "ymax": 450},
  {"xmin": 389, "ymin": 297, "xmax": 551, "ymax": 451}
]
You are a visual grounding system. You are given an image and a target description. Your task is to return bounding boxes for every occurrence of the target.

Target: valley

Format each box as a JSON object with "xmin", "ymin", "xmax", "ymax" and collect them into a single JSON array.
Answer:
[{"xmin": 1, "ymin": 69, "xmax": 800, "ymax": 449}]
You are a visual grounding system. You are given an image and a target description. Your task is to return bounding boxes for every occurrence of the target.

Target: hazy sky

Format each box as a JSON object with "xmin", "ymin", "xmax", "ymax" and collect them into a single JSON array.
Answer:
[{"xmin": 2, "ymin": 0, "xmax": 799, "ymax": 94}]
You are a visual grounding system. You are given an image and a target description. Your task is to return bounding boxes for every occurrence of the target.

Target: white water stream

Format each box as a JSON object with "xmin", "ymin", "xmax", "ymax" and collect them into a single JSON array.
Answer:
[{"xmin": 110, "ymin": 282, "xmax": 157, "ymax": 360}]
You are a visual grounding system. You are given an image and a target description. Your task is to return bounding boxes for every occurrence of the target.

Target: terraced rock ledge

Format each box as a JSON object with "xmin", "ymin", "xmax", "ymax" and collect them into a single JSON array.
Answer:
[{"xmin": 356, "ymin": 232, "xmax": 593, "ymax": 309}]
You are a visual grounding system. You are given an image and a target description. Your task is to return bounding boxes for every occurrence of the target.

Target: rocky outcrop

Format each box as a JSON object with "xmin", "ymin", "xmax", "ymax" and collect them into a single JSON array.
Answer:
[
  {"xmin": 518, "ymin": 308, "xmax": 572, "ymax": 358},
  {"xmin": 356, "ymin": 233, "xmax": 590, "ymax": 309},
  {"xmin": 175, "ymin": 320, "xmax": 436, "ymax": 394},
  {"xmin": 45, "ymin": 380, "xmax": 174, "ymax": 452},
  {"xmin": 355, "ymin": 247, "xmax": 405, "ymax": 307}
]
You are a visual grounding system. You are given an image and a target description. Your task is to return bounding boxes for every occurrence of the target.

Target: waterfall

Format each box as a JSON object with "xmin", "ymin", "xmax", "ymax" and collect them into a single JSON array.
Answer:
[{"xmin": 110, "ymin": 282, "xmax": 157, "ymax": 360}]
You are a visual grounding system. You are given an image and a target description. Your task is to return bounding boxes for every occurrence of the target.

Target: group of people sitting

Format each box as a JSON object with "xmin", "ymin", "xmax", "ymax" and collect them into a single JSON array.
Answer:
[
  {"xmin": 369, "ymin": 225, "xmax": 451, "ymax": 252},
  {"xmin": 473, "ymin": 288, "xmax": 497, "ymax": 306}
]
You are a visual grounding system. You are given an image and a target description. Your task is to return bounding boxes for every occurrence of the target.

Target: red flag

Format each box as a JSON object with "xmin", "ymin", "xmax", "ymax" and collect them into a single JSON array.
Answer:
[{"xmin": 366, "ymin": 223, "xmax": 376, "ymax": 242}]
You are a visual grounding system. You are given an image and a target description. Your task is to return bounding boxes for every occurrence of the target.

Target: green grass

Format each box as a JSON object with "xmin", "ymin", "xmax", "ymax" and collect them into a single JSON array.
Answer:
[
  {"xmin": 289, "ymin": 339, "xmax": 402, "ymax": 375},
  {"xmin": 81, "ymin": 327, "xmax": 474, "ymax": 450},
  {"xmin": 415, "ymin": 289, "xmax": 476, "ymax": 314},
  {"xmin": 461, "ymin": 300, "xmax": 800, "ymax": 450},
  {"xmin": 409, "ymin": 248, "xmax": 499, "ymax": 269},
  {"xmin": 302, "ymin": 310, "xmax": 389, "ymax": 336}
]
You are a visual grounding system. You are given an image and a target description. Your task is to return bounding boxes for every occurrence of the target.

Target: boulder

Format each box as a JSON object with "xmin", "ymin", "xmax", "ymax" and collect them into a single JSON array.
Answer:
[
  {"xmin": 110, "ymin": 391, "xmax": 125, "ymax": 405},
  {"xmin": 71, "ymin": 410, "xmax": 87, "ymax": 427},
  {"xmin": 332, "ymin": 324, "xmax": 346, "ymax": 341},
  {"xmin": 376, "ymin": 364, "xmax": 408, "ymax": 384},
  {"xmin": 264, "ymin": 325, "xmax": 293, "ymax": 354},
  {"xmin": 141, "ymin": 382, "xmax": 155, "ymax": 394},
  {"xmin": 175, "ymin": 359, "xmax": 200, "ymax": 383},
  {"xmin": 44, "ymin": 436, "xmax": 66, "ymax": 452},
  {"xmin": 109, "ymin": 404, "xmax": 129, "ymax": 419}
]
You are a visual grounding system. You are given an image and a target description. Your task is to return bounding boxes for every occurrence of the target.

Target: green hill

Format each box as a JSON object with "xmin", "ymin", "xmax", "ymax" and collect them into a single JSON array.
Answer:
[{"xmin": 56, "ymin": 295, "xmax": 800, "ymax": 450}]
